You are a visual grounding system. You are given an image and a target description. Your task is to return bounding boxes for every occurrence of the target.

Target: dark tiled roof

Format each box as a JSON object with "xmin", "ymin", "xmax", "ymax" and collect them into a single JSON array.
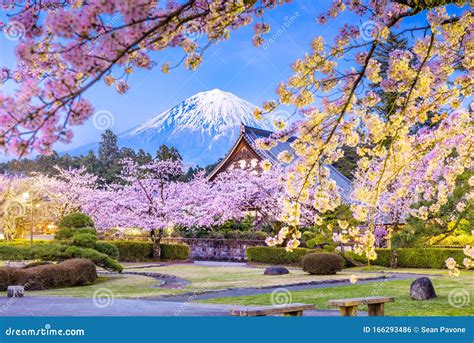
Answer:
[{"xmin": 241, "ymin": 125, "xmax": 352, "ymax": 199}]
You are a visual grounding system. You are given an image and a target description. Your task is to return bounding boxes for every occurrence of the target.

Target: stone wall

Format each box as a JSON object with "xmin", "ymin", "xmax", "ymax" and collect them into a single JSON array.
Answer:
[{"xmin": 162, "ymin": 238, "xmax": 266, "ymax": 261}]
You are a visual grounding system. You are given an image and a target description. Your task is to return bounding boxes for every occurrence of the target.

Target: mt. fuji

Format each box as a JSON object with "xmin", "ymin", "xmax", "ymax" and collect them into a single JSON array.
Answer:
[{"xmin": 68, "ymin": 89, "xmax": 275, "ymax": 166}]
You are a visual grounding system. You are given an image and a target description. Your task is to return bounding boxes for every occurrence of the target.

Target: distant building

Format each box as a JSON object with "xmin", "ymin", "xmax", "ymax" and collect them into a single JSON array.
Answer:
[{"xmin": 208, "ymin": 124, "xmax": 352, "ymax": 199}]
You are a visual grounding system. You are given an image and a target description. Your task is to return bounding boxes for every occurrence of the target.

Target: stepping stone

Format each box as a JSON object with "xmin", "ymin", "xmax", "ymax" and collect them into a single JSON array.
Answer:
[
  {"xmin": 410, "ymin": 277, "xmax": 436, "ymax": 300},
  {"xmin": 264, "ymin": 266, "xmax": 289, "ymax": 275},
  {"xmin": 7, "ymin": 286, "xmax": 25, "ymax": 298}
]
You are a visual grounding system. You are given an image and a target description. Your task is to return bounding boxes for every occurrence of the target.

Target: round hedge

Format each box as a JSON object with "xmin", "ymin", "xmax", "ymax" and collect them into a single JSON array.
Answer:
[
  {"xmin": 0, "ymin": 259, "xmax": 97, "ymax": 291},
  {"xmin": 302, "ymin": 253, "xmax": 344, "ymax": 275}
]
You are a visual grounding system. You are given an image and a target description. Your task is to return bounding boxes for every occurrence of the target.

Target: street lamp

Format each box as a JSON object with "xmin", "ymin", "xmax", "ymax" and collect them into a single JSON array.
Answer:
[{"xmin": 22, "ymin": 192, "xmax": 34, "ymax": 247}]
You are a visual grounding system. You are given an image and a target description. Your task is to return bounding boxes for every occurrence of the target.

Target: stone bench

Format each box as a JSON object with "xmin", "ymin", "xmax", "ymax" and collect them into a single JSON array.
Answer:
[
  {"xmin": 328, "ymin": 296, "xmax": 394, "ymax": 316},
  {"xmin": 7, "ymin": 286, "xmax": 25, "ymax": 298},
  {"xmin": 230, "ymin": 303, "xmax": 315, "ymax": 317}
]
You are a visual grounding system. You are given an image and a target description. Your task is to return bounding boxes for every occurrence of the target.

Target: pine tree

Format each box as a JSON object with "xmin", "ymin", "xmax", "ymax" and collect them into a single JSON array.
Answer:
[
  {"xmin": 370, "ymin": 32, "xmax": 409, "ymax": 120},
  {"xmin": 155, "ymin": 144, "xmax": 182, "ymax": 161},
  {"xmin": 97, "ymin": 130, "xmax": 121, "ymax": 184}
]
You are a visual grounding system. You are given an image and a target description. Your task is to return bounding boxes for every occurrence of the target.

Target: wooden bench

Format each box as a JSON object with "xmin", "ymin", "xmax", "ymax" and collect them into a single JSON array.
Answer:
[
  {"xmin": 230, "ymin": 303, "xmax": 316, "ymax": 317},
  {"xmin": 328, "ymin": 296, "xmax": 394, "ymax": 316},
  {"xmin": 7, "ymin": 285, "xmax": 25, "ymax": 298}
]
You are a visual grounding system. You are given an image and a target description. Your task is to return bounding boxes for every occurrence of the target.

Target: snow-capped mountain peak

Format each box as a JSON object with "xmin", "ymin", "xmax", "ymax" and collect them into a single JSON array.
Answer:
[
  {"xmin": 66, "ymin": 89, "xmax": 275, "ymax": 166},
  {"xmin": 79, "ymin": 88, "xmax": 272, "ymax": 166},
  {"xmin": 124, "ymin": 88, "xmax": 272, "ymax": 138}
]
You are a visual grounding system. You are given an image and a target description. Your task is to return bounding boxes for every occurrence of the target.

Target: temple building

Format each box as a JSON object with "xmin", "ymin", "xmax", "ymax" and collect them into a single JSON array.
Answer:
[{"xmin": 208, "ymin": 124, "xmax": 352, "ymax": 198}]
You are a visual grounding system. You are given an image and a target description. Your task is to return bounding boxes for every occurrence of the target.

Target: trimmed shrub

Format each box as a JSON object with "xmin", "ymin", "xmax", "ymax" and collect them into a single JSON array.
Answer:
[
  {"xmin": 64, "ymin": 246, "xmax": 123, "ymax": 272},
  {"xmin": 345, "ymin": 248, "xmax": 465, "ymax": 269},
  {"xmin": 55, "ymin": 227, "xmax": 96, "ymax": 241},
  {"xmin": 0, "ymin": 242, "xmax": 122, "ymax": 272},
  {"xmin": 59, "ymin": 212, "xmax": 94, "ymax": 229},
  {"xmin": 30, "ymin": 243, "xmax": 68, "ymax": 261},
  {"xmin": 105, "ymin": 241, "xmax": 153, "ymax": 262},
  {"xmin": 246, "ymin": 246, "xmax": 320, "ymax": 265},
  {"xmin": 71, "ymin": 232, "xmax": 97, "ymax": 248},
  {"xmin": 0, "ymin": 244, "xmax": 32, "ymax": 260},
  {"xmin": 105, "ymin": 241, "xmax": 189, "ymax": 262},
  {"xmin": 396, "ymin": 248, "xmax": 466, "ymax": 269},
  {"xmin": 161, "ymin": 243, "xmax": 189, "ymax": 260},
  {"xmin": 302, "ymin": 253, "xmax": 344, "ymax": 275},
  {"xmin": 93, "ymin": 242, "xmax": 119, "ymax": 260},
  {"xmin": 0, "ymin": 259, "xmax": 97, "ymax": 291}
]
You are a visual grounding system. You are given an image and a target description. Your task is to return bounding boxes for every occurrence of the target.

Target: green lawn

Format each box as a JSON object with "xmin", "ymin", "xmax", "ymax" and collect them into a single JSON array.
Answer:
[
  {"xmin": 28, "ymin": 274, "xmax": 185, "ymax": 298},
  {"xmin": 26, "ymin": 263, "xmax": 383, "ymax": 298},
  {"xmin": 200, "ymin": 272, "xmax": 474, "ymax": 316},
  {"xmin": 346, "ymin": 266, "xmax": 447, "ymax": 275},
  {"xmin": 127, "ymin": 264, "xmax": 384, "ymax": 292}
]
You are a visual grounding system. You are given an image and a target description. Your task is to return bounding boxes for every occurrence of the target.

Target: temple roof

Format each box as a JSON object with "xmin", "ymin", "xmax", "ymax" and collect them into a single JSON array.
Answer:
[{"xmin": 208, "ymin": 124, "xmax": 352, "ymax": 199}]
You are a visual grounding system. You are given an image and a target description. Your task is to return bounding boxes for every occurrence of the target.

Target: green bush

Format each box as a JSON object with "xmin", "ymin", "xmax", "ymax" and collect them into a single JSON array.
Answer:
[
  {"xmin": 71, "ymin": 232, "xmax": 97, "ymax": 248},
  {"xmin": 105, "ymin": 241, "xmax": 153, "ymax": 262},
  {"xmin": 64, "ymin": 246, "xmax": 123, "ymax": 272},
  {"xmin": 104, "ymin": 241, "xmax": 189, "ymax": 262},
  {"xmin": 161, "ymin": 243, "xmax": 189, "ymax": 260},
  {"xmin": 93, "ymin": 242, "xmax": 119, "ymax": 260},
  {"xmin": 0, "ymin": 242, "xmax": 122, "ymax": 272},
  {"xmin": 30, "ymin": 243, "xmax": 68, "ymax": 261},
  {"xmin": 0, "ymin": 244, "xmax": 32, "ymax": 260},
  {"xmin": 302, "ymin": 253, "xmax": 344, "ymax": 275},
  {"xmin": 55, "ymin": 227, "xmax": 96, "ymax": 241},
  {"xmin": 59, "ymin": 212, "xmax": 94, "ymax": 229},
  {"xmin": 246, "ymin": 246, "xmax": 320, "ymax": 265},
  {"xmin": 345, "ymin": 248, "xmax": 465, "ymax": 269},
  {"xmin": 0, "ymin": 259, "xmax": 97, "ymax": 291}
]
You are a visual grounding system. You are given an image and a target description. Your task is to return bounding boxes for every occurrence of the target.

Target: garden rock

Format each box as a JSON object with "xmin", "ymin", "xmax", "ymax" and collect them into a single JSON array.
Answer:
[
  {"xmin": 410, "ymin": 277, "xmax": 436, "ymax": 300},
  {"xmin": 264, "ymin": 266, "xmax": 289, "ymax": 275}
]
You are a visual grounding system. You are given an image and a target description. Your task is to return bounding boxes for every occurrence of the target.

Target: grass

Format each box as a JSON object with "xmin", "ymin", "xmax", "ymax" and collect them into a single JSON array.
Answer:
[
  {"xmin": 199, "ymin": 271, "xmax": 474, "ymax": 316},
  {"xmin": 346, "ymin": 266, "xmax": 448, "ymax": 275},
  {"xmin": 127, "ymin": 264, "xmax": 384, "ymax": 292},
  {"xmin": 27, "ymin": 274, "xmax": 185, "ymax": 298},
  {"xmin": 24, "ymin": 263, "xmax": 383, "ymax": 298}
]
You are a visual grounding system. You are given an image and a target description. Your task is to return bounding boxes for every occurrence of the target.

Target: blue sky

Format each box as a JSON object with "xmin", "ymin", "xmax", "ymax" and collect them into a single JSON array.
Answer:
[
  {"xmin": 1, "ymin": 0, "xmax": 353, "ymax": 153},
  {"xmin": 0, "ymin": 1, "xmax": 467, "ymax": 156}
]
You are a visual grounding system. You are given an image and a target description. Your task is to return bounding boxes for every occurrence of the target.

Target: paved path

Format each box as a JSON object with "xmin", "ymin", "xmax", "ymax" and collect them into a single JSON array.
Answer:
[{"xmin": 0, "ymin": 296, "xmax": 352, "ymax": 316}]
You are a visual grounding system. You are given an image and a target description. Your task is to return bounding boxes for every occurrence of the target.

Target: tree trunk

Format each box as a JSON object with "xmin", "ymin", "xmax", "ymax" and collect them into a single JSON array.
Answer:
[{"xmin": 152, "ymin": 230, "xmax": 163, "ymax": 260}]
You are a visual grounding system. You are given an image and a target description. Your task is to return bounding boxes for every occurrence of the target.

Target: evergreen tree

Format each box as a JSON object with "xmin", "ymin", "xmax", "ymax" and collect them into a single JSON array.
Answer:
[
  {"xmin": 97, "ymin": 130, "xmax": 121, "ymax": 184},
  {"xmin": 155, "ymin": 144, "xmax": 182, "ymax": 161},
  {"xmin": 82, "ymin": 150, "xmax": 100, "ymax": 175},
  {"xmin": 135, "ymin": 149, "xmax": 153, "ymax": 165},
  {"xmin": 370, "ymin": 32, "xmax": 409, "ymax": 121}
]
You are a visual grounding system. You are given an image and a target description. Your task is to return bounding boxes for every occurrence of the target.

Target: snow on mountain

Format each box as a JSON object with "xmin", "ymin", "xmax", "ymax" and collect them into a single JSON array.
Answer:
[{"xmin": 67, "ymin": 89, "xmax": 275, "ymax": 166}]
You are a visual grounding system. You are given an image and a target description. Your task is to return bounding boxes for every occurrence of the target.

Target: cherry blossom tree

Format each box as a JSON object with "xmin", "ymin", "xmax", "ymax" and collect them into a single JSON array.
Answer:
[
  {"xmin": 253, "ymin": 1, "xmax": 473, "ymax": 263},
  {"xmin": 1, "ymin": 0, "xmax": 472, "ymax": 265},
  {"xmin": 29, "ymin": 166, "xmax": 100, "ymax": 219},
  {"xmin": 0, "ymin": 175, "xmax": 26, "ymax": 240},
  {"xmin": 82, "ymin": 158, "xmax": 184, "ymax": 258},
  {"xmin": 0, "ymin": 0, "xmax": 286, "ymax": 156}
]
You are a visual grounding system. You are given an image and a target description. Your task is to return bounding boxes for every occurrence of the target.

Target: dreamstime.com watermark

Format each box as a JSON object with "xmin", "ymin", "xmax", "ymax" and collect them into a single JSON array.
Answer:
[
  {"xmin": 448, "ymin": 288, "xmax": 470, "ymax": 309},
  {"xmin": 92, "ymin": 110, "xmax": 115, "ymax": 130},
  {"xmin": 4, "ymin": 323, "xmax": 85, "ymax": 337},
  {"xmin": 93, "ymin": 287, "xmax": 115, "ymax": 308},
  {"xmin": 270, "ymin": 287, "xmax": 292, "ymax": 306}
]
